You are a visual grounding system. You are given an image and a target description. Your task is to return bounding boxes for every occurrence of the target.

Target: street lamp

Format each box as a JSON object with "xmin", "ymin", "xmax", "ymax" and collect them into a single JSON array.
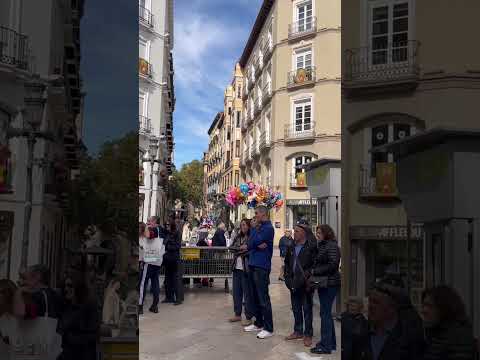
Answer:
[
  {"xmin": 7, "ymin": 78, "xmax": 54, "ymax": 270},
  {"xmin": 145, "ymin": 137, "xmax": 159, "ymax": 219}
]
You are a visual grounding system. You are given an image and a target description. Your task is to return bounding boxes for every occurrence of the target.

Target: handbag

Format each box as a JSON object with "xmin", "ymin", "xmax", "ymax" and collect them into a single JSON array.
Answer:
[
  {"xmin": 143, "ymin": 227, "xmax": 165, "ymax": 266},
  {"xmin": 5, "ymin": 291, "xmax": 63, "ymax": 360}
]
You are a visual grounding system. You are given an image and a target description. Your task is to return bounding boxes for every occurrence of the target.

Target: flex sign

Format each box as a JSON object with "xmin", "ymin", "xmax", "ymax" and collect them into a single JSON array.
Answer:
[{"xmin": 378, "ymin": 226, "xmax": 423, "ymax": 240}]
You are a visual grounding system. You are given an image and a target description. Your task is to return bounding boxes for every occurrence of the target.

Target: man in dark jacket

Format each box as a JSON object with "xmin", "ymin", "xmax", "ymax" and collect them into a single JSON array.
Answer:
[
  {"xmin": 240, "ymin": 205, "xmax": 275, "ymax": 339},
  {"xmin": 278, "ymin": 229, "xmax": 293, "ymax": 281},
  {"xmin": 350, "ymin": 279, "xmax": 423, "ymax": 360},
  {"xmin": 283, "ymin": 222, "xmax": 317, "ymax": 347}
]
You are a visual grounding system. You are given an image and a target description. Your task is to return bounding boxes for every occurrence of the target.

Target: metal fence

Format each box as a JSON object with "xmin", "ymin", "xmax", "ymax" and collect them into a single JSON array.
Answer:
[
  {"xmin": 160, "ymin": 247, "xmax": 234, "ymax": 279},
  {"xmin": 0, "ymin": 26, "xmax": 29, "ymax": 69}
]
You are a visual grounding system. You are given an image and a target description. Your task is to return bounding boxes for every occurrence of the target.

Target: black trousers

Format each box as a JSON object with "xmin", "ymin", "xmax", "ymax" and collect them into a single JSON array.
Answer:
[
  {"xmin": 164, "ymin": 258, "xmax": 183, "ymax": 302},
  {"xmin": 139, "ymin": 262, "xmax": 161, "ymax": 307}
]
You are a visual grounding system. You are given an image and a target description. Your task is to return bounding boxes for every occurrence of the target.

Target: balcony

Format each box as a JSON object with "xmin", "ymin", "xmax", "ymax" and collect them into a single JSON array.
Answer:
[
  {"xmin": 139, "ymin": 5, "xmax": 154, "ymax": 28},
  {"xmin": 242, "ymin": 83, "xmax": 249, "ymax": 101},
  {"xmin": 262, "ymin": 82, "xmax": 272, "ymax": 106},
  {"xmin": 259, "ymin": 132, "xmax": 271, "ymax": 151},
  {"xmin": 244, "ymin": 148, "xmax": 252, "ymax": 164},
  {"xmin": 139, "ymin": 58, "xmax": 153, "ymax": 78},
  {"xmin": 288, "ymin": 16, "xmax": 317, "ymax": 41},
  {"xmin": 0, "ymin": 26, "xmax": 30, "ymax": 70},
  {"xmin": 287, "ymin": 67, "xmax": 316, "ymax": 90},
  {"xmin": 0, "ymin": 148, "xmax": 12, "ymax": 194},
  {"xmin": 262, "ymin": 38, "xmax": 273, "ymax": 62},
  {"xmin": 247, "ymin": 76, "xmax": 255, "ymax": 91},
  {"xmin": 290, "ymin": 173, "xmax": 308, "ymax": 189},
  {"xmin": 344, "ymin": 41, "xmax": 420, "ymax": 96},
  {"xmin": 359, "ymin": 163, "xmax": 400, "ymax": 200},
  {"xmin": 139, "ymin": 115, "xmax": 152, "ymax": 134},
  {"xmin": 254, "ymin": 56, "xmax": 263, "ymax": 76},
  {"xmin": 240, "ymin": 152, "xmax": 246, "ymax": 167},
  {"xmin": 254, "ymin": 96, "xmax": 262, "ymax": 118},
  {"xmin": 285, "ymin": 122, "xmax": 316, "ymax": 143},
  {"xmin": 241, "ymin": 114, "xmax": 249, "ymax": 132},
  {"xmin": 252, "ymin": 140, "xmax": 260, "ymax": 157}
]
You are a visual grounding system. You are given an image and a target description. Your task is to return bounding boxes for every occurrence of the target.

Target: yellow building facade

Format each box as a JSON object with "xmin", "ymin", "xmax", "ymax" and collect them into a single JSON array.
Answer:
[{"xmin": 238, "ymin": 0, "xmax": 341, "ymax": 242}]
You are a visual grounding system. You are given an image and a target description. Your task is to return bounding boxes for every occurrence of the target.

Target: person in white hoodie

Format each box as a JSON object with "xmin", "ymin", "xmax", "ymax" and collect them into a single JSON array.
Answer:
[{"xmin": 138, "ymin": 217, "xmax": 166, "ymax": 314}]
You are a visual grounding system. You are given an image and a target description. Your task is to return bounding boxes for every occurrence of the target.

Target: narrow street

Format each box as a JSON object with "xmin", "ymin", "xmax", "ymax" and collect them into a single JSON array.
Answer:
[{"xmin": 140, "ymin": 254, "xmax": 341, "ymax": 360}]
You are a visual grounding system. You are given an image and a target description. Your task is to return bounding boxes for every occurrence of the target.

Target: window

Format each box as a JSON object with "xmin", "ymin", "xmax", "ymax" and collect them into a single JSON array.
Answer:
[
  {"xmin": 237, "ymin": 84, "xmax": 242, "ymax": 98},
  {"xmin": 236, "ymin": 111, "xmax": 241, "ymax": 127},
  {"xmin": 370, "ymin": 123, "xmax": 412, "ymax": 175},
  {"xmin": 293, "ymin": 98, "xmax": 312, "ymax": 132},
  {"xmin": 235, "ymin": 140, "xmax": 240, "ymax": 157},
  {"xmin": 296, "ymin": 1, "xmax": 313, "ymax": 32},
  {"xmin": 370, "ymin": 2, "xmax": 409, "ymax": 65},
  {"xmin": 295, "ymin": 48, "xmax": 312, "ymax": 70},
  {"xmin": 139, "ymin": 92, "xmax": 146, "ymax": 116},
  {"xmin": 228, "ymin": 107, "xmax": 232, "ymax": 115},
  {"xmin": 139, "ymin": 38, "xmax": 148, "ymax": 60},
  {"xmin": 292, "ymin": 155, "xmax": 312, "ymax": 186},
  {"xmin": 264, "ymin": 112, "xmax": 271, "ymax": 141},
  {"xmin": 227, "ymin": 132, "xmax": 231, "ymax": 141}
]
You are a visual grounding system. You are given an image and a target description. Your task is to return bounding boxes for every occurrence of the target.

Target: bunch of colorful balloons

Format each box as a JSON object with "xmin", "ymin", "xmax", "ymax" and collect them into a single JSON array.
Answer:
[
  {"xmin": 200, "ymin": 216, "xmax": 215, "ymax": 229},
  {"xmin": 225, "ymin": 182, "xmax": 284, "ymax": 211}
]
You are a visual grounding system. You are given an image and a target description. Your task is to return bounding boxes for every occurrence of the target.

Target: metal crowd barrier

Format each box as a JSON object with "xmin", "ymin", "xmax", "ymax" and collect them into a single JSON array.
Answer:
[{"xmin": 160, "ymin": 247, "xmax": 234, "ymax": 291}]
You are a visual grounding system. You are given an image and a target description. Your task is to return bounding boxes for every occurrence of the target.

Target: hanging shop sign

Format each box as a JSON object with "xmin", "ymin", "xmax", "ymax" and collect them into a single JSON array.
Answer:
[
  {"xmin": 350, "ymin": 225, "xmax": 424, "ymax": 240},
  {"xmin": 286, "ymin": 199, "xmax": 318, "ymax": 206}
]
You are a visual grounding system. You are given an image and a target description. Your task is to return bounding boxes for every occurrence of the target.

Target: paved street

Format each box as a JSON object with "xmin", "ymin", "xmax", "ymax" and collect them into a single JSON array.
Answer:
[{"xmin": 140, "ymin": 254, "xmax": 341, "ymax": 360}]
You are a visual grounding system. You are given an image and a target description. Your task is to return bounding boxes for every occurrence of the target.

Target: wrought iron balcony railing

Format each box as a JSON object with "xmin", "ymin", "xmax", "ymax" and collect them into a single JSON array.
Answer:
[
  {"xmin": 252, "ymin": 140, "xmax": 260, "ymax": 156},
  {"xmin": 259, "ymin": 132, "xmax": 271, "ymax": 151},
  {"xmin": 247, "ymin": 75, "xmax": 255, "ymax": 90},
  {"xmin": 139, "ymin": 5, "xmax": 154, "ymax": 28},
  {"xmin": 344, "ymin": 41, "xmax": 420, "ymax": 85},
  {"xmin": 285, "ymin": 122, "xmax": 315, "ymax": 142},
  {"xmin": 139, "ymin": 58, "xmax": 153, "ymax": 78},
  {"xmin": 359, "ymin": 163, "xmax": 399, "ymax": 199},
  {"xmin": 262, "ymin": 37, "xmax": 273, "ymax": 62},
  {"xmin": 254, "ymin": 56, "xmax": 263, "ymax": 76},
  {"xmin": 262, "ymin": 82, "xmax": 272, "ymax": 106},
  {"xmin": 288, "ymin": 16, "xmax": 317, "ymax": 40},
  {"xmin": 139, "ymin": 115, "xmax": 152, "ymax": 134},
  {"xmin": 0, "ymin": 26, "xmax": 29, "ymax": 69},
  {"xmin": 254, "ymin": 96, "xmax": 262, "ymax": 117},
  {"xmin": 287, "ymin": 66, "xmax": 316, "ymax": 89}
]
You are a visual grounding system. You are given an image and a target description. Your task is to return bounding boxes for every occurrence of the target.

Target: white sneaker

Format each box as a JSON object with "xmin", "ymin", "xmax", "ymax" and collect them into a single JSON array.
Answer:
[
  {"xmin": 244, "ymin": 324, "xmax": 263, "ymax": 332},
  {"xmin": 257, "ymin": 330, "xmax": 274, "ymax": 339}
]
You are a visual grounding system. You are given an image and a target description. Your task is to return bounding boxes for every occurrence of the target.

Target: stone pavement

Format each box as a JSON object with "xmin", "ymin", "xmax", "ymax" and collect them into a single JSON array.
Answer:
[{"xmin": 140, "ymin": 254, "xmax": 341, "ymax": 360}]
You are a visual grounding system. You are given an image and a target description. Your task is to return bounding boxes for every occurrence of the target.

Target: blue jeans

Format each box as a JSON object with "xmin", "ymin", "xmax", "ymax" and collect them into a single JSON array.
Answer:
[
  {"xmin": 290, "ymin": 288, "xmax": 313, "ymax": 336},
  {"xmin": 139, "ymin": 263, "xmax": 161, "ymax": 306},
  {"xmin": 248, "ymin": 266, "xmax": 274, "ymax": 332},
  {"xmin": 232, "ymin": 269, "xmax": 252, "ymax": 318},
  {"xmin": 316, "ymin": 286, "xmax": 339, "ymax": 351}
]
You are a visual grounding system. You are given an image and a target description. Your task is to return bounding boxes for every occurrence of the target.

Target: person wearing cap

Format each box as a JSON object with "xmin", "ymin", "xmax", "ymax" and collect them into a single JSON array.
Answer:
[
  {"xmin": 341, "ymin": 297, "xmax": 368, "ymax": 360},
  {"xmin": 278, "ymin": 229, "xmax": 293, "ymax": 281},
  {"xmin": 283, "ymin": 220, "xmax": 317, "ymax": 347},
  {"xmin": 240, "ymin": 204, "xmax": 275, "ymax": 339},
  {"xmin": 350, "ymin": 279, "xmax": 422, "ymax": 360}
]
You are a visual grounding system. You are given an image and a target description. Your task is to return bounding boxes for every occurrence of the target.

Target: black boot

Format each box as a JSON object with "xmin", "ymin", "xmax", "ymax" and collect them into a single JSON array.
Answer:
[
  {"xmin": 138, "ymin": 305, "xmax": 143, "ymax": 315},
  {"xmin": 149, "ymin": 305, "xmax": 158, "ymax": 313}
]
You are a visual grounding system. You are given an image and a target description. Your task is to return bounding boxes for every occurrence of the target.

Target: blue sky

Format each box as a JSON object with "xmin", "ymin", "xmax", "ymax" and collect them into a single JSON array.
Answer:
[
  {"xmin": 80, "ymin": 0, "xmax": 263, "ymax": 165},
  {"xmin": 173, "ymin": 0, "xmax": 263, "ymax": 167}
]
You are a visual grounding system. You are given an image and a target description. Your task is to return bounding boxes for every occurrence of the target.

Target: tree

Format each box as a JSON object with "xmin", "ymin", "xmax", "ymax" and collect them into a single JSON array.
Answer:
[
  {"xmin": 67, "ymin": 132, "xmax": 138, "ymax": 240},
  {"xmin": 170, "ymin": 160, "xmax": 204, "ymax": 208}
]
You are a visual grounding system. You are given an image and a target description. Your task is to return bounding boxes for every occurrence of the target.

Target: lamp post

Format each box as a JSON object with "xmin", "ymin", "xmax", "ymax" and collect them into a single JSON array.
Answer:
[
  {"xmin": 145, "ymin": 137, "xmax": 159, "ymax": 219},
  {"xmin": 7, "ymin": 79, "xmax": 54, "ymax": 270}
]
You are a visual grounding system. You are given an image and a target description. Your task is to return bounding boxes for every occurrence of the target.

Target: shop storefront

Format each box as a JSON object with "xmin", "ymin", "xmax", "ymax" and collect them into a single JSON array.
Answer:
[
  {"xmin": 349, "ymin": 224, "xmax": 424, "ymax": 307},
  {"xmin": 286, "ymin": 199, "xmax": 317, "ymax": 229}
]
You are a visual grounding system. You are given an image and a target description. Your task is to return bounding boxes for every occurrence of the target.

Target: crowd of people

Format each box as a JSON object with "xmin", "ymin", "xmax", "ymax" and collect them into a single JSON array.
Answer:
[
  {"xmin": 227, "ymin": 212, "xmax": 341, "ymax": 351},
  {"xmin": 0, "ymin": 265, "xmax": 99, "ymax": 360},
  {"xmin": 226, "ymin": 208, "xmax": 479, "ymax": 359}
]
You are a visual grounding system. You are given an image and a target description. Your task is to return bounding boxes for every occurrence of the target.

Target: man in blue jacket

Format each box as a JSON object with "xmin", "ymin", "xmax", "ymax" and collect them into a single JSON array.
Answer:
[{"xmin": 241, "ymin": 205, "xmax": 275, "ymax": 339}]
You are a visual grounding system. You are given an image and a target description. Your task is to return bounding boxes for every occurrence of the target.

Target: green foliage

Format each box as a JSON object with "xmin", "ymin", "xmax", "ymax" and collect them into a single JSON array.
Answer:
[
  {"xmin": 67, "ymin": 132, "xmax": 138, "ymax": 239},
  {"xmin": 169, "ymin": 160, "xmax": 204, "ymax": 207}
]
